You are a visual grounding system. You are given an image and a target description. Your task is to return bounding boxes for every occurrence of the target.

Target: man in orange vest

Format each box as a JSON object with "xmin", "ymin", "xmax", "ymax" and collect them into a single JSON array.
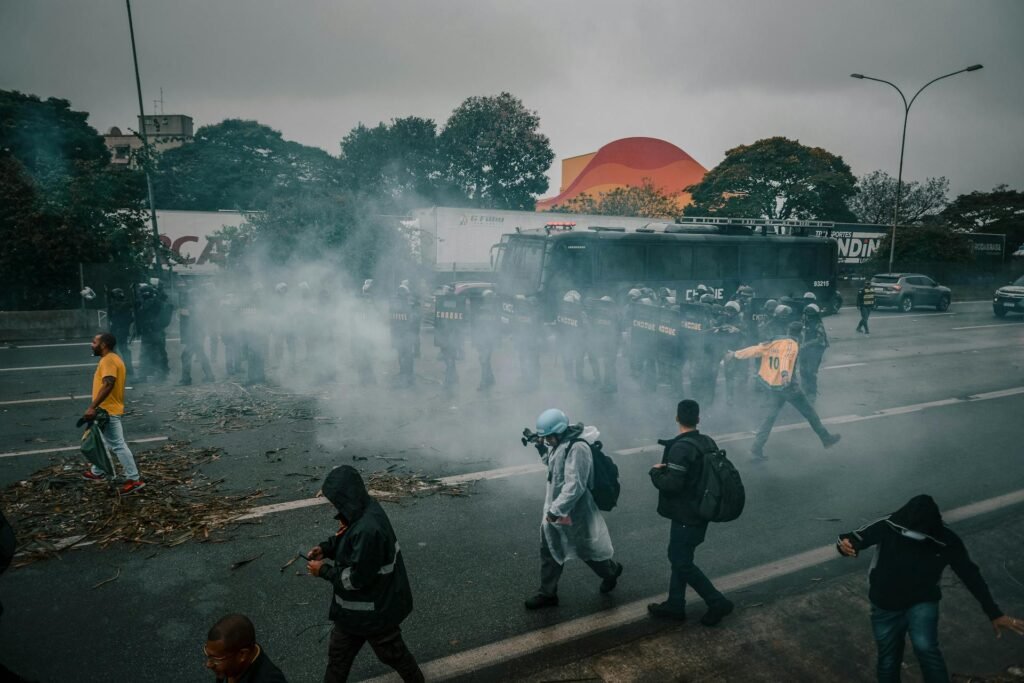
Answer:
[{"xmin": 726, "ymin": 321, "xmax": 841, "ymax": 461}]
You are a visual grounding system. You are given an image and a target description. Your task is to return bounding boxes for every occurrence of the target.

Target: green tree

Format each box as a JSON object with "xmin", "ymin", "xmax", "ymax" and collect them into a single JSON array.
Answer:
[
  {"xmin": 338, "ymin": 116, "xmax": 457, "ymax": 211},
  {"xmin": 222, "ymin": 192, "xmax": 403, "ymax": 280},
  {"xmin": 153, "ymin": 119, "xmax": 343, "ymax": 211},
  {"xmin": 870, "ymin": 224, "xmax": 974, "ymax": 266},
  {"xmin": 940, "ymin": 185, "xmax": 1024, "ymax": 259},
  {"xmin": 549, "ymin": 178, "xmax": 681, "ymax": 218},
  {"xmin": 683, "ymin": 136, "xmax": 857, "ymax": 221},
  {"xmin": 848, "ymin": 170, "xmax": 949, "ymax": 224},
  {"xmin": 438, "ymin": 92, "xmax": 554, "ymax": 210},
  {"xmin": 0, "ymin": 90, "xmax": 152, "ymax": 309}
]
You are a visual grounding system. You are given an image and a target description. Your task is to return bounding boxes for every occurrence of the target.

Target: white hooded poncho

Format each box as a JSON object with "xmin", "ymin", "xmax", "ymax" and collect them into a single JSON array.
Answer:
[{"xmin": 540, "ymin": 425, "xmax": 615, "ymax": 564}]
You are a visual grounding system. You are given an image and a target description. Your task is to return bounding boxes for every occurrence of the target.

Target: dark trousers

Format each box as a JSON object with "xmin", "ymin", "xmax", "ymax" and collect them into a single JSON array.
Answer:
[
  {"xmin": 599, "ymin": 353, "xmax": 618, "ymax": 390},
  {"xmin": 798, "ymin": 347, "xmax": 824, "ymax": 401},
  {"xmin": 180, "ymin": 341, "xmax": 213, "ymax": 383},
  {"xmin": 539, "ymin": 537, "xmax": 618, "ymax": 596},
  {"xmin": 476, "ymin": 345, "xmax": 495, "ymax": 388},
  {"xmin": 324, "ymin": 624, "xmax": 424, "ymax": 683},
  {"xmin": 857, "ymin": 307, "xmax": 872, "ymax": 333},
  {"xmin": 243, "ymin": 337, "xmax": 265, "ymax": 384},
  {"xmin": 751, "ymin": 386, "xmax": 832, "ymax": 456},
  {"xmin": 871, "ymin": 601, "xmax": 948, "ymax": 683},
  {"xmin": 666, "ymin": 521, "xmax": 724, "ymax": 611}
]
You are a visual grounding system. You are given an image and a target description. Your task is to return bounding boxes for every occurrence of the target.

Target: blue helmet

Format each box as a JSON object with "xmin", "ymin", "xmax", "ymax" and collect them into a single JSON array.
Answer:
[{"xmin": 536, "ymin": 408, "xmax": 569, "ymax": 437}]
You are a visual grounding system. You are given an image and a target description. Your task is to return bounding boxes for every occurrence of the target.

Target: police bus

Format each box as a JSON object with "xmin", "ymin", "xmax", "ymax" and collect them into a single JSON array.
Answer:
[{"xmin": 493, "ymin": 220, "xmax": 842, "ymax": 317}]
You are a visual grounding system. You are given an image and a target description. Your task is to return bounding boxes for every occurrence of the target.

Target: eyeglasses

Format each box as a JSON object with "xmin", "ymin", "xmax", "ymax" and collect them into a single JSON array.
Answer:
[{"xmin": 202, "ymin": 645, "xmax": 233, "ymax": 663}]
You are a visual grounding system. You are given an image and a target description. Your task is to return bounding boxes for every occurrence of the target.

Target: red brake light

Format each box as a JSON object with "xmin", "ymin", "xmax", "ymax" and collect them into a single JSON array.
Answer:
[{"xmin": 892, "ymin": 284, "xmax": 901, "ymax": 291}]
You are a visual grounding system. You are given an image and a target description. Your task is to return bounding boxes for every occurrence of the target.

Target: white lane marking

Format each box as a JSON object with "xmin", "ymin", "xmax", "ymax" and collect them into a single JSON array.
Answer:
[
  {"xmin": 359, "ymin": 487, "xmax": 1024, "ymax": 683},
  {"xmin": 439, "ymin": 463, "xmax": 545, "ymax": 485},
  {"xmin": 0, "ymin": 436, "xmax": 168, "ymax": 459},
  {"xmin": 0, "ymin": 394, "xmax": 91, "ymax": 406},
  {"xmin": 238, "ymin": 385, "xmax": 1024, "ymax": 523},
  {"xmin": 236, "ymin": 466, "xmax": 553, "ymax": 521},
  {"xmin": 969, "ymin": 387, "xmax": 1024, "ymax": 401},
  {"xmin": 823, "ymin": 362, "xmax": 866, "ymax": 370},
  {"xmin": 953, "ymin": 323, "xmax": 1024, "ymax": 331},
  {"xmin": 1, "ymin": 338, "xmax": 179, "ymax": 350},
  {"xmin": 0, "ymin": 363, "xmax": 95, "ymax": 373}
]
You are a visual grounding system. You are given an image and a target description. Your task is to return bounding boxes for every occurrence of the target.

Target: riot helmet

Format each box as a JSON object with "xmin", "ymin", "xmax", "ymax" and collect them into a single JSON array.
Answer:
[
  {"xmin": 803, "ymin": 303, "xmax": 821, "ymax": 317},
  {"xmin": 773, "ymin": 304, "xmax": 793, "ymax": 319},
  {"xmin": 803, "ymin": 291, "xmax": 817, "ymax": 301}
]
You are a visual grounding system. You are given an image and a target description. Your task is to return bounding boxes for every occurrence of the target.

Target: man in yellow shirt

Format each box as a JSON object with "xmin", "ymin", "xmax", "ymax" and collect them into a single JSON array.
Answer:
[
  {"xmin": 726, "ymin": 321, "xmax": 840, "ymax": 461},
  {"xmin": 82, "ymin": 332, "xmax": 145, "ymax": 494}
]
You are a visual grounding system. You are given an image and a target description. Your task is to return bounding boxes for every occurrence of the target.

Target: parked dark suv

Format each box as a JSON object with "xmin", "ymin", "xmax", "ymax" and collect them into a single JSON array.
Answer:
[
  {"xmin": 870, "ymin": 273, "xmax": 952, "ymax": 312},
  {"xmin": 993, "ymin": 274, "xmax": 1024, "ymax": 317}
]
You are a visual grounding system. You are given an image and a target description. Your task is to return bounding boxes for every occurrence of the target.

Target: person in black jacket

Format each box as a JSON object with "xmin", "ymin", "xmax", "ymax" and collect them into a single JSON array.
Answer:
[
  {"xmin": 204, "ymin": 614, "xmax": 288, "ymax": 683},
  {"xmin": 647, "ymin": 400, "xmax": 734, "ymax": 626},
  {"xmin": 838, "ymin": 494, "xmax": 1024, "ymax": 682},
  {"xmin": 306, "ymin": 466, "xmax": 424, "ymax": 683}
]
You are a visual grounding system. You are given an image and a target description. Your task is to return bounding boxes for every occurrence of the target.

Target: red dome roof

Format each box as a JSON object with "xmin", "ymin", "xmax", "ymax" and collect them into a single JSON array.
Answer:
[{"xmin": 536, "ymin": 137, "xmax": 707, "ymax": 211}]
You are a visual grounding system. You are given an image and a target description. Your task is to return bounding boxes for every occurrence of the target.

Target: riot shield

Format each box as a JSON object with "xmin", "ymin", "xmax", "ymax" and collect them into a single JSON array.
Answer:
[
  {"xmin": 629, "ymin": 302, "xmax": 661, "ymax": 356},
  {"xmin": 585, "ymin": 298, "xmax": 620, "ymax": 357},
  {"xmin": 434, "ymin": 293, "xmax": 467, "ymax": 349}
]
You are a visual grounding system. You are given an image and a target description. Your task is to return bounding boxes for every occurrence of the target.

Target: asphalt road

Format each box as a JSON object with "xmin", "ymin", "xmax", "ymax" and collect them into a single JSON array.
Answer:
[{"xmin": 1, "ymin": 301, "xmax": 1023, "ymax": 682}]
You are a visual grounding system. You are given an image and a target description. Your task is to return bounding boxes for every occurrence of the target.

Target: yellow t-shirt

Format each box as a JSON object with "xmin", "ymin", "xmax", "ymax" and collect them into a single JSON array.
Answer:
[
  {"xmin": 734, "ymin": 337, "xmax": 800, "ymax": 389},
  {"xmin": 93, "ymin": 352, "xmax": 126, "ymax": 416}
]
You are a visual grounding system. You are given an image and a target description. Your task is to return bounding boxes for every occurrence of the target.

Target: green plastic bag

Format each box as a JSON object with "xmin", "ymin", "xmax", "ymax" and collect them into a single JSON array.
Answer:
[{"xmin": 79, "ymin": 409, "xmax": 115, "ymax": 478}]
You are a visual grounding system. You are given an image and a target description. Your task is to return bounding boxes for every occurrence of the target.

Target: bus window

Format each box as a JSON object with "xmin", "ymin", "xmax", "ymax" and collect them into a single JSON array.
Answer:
[
  {"xmin": 497, "ymin": 238, "xmax": 545, "ymax": 293},
  {"xmin": 547, "ymin": 242, "xmax": 592, "ymax": 295},
  {"xmin": 647, "ymin": 243, "xmax": 693, "ymax": 280},
  {"xmin": 778, "ymin": 244, "xmax": 816, "ymax": 278},
  {"xmin": 692, "ymin": 245, "xmax": 738, "ymax": 279},
  {"xmin": 596, "ymin": 244, "xmax": 645, "ymax": 282},
  {"xmin": 739, "ymin": 243, "xmax": 777, "ymax": 279}
]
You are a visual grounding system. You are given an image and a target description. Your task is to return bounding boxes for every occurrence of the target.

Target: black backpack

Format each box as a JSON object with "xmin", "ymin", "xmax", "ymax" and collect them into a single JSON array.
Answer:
[
  {"xmin": 683, "ymin": 434, "xmax": 745, "ymax": 523},
  {"xmin": 569, "ymin": 438, "xmax": 621, "ymax": 512}
]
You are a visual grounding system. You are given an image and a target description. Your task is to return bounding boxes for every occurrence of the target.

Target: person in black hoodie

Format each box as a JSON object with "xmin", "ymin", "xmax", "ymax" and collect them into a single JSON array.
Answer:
[
  {"xmin": 838, "ymin": 494, "xmax": 1024, "ymax": 682},
  {"xmin": 647, "ymin": 400, "xmax": 734, "ymax": 626},
  {"xmin": 306, "ymin": 466, "xmax": 424, "ymax": 683}
]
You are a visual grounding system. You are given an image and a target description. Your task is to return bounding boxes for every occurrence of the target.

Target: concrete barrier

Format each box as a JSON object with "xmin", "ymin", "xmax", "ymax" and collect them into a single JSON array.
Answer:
[{"xmin": 0, "ymin": 309, "xmax": 102, "ymax": 343}]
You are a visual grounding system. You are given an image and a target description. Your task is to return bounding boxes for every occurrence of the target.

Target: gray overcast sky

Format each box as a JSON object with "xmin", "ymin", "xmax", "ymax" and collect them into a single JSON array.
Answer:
[{"xmin": 2, "ymin": 0, "xmax": 1022, "ymax": 199}]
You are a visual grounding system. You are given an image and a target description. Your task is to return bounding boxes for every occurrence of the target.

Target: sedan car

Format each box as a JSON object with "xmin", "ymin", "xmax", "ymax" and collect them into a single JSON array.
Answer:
[
  {"xmin": 870, "ymin": 273, "xmax": 952, "ymax": 312},
  {"xmin": 993, "ymin": 274, "xmax": 1024, "ymax": 317}
]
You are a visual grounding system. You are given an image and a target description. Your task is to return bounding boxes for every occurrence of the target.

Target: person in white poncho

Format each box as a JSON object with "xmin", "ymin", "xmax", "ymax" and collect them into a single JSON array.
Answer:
[{"xmin": 524, "ymin": 408, "xmax": 623, "ymax": 610}]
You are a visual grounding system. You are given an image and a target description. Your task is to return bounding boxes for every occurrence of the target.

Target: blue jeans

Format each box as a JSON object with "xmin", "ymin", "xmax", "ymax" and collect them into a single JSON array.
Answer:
[
  {"xmin": 91, "ymin": 415, "xmax": 140, "ymax": 481},
  {"xmin": 666, "ymin": 521, "xmax": 724, "ymax": 611},
  {"xmin": 871, "ymin": 601, "xmax": 949, "ymax": 683}
]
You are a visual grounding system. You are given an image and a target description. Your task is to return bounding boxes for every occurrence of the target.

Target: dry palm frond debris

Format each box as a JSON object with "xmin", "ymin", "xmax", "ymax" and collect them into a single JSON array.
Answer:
[
  {"xmin": 365, "ymin": 471, "xmax": 468, "ymax": 501},
  {"xmin": 1, "ymin": 441, "xmax": 265, "ymax": 566},
  {"xmin": 172, "ymin": 383, "xmax": 319, "ymax": 434}
]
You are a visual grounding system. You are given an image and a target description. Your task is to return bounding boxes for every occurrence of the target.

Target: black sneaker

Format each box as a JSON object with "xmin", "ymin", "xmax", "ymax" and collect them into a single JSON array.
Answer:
[
  {"xmin": 647, "ymin": 602, "xmax": 687, "ymax": 621},
  {"xmin": 524, "ymin": 594, "xmax": 559, "ymax": 610},
  {"xmin": 823, "ymin": 434, "xmax": 842, "ymax": 449},
  {"xmin": 700, "ymin": 599, "xmax": 734, "ymax": 626},
  {"xmin": 600, "ymin": 562, "xmax": 623, "ymax": 594}
]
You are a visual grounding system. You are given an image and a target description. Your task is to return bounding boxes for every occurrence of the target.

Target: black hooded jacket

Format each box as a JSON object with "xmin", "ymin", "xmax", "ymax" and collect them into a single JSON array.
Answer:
[
  {"xmin": 317, "ymin": 466, "xmax": 413, "ymax": 634},
  {"xmin": 838, "ymin": 495, "xmax": 1002, "ymax": 619}
]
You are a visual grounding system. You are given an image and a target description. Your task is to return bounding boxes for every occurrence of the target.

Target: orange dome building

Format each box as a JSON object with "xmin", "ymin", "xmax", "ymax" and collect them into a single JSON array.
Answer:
[{"xmin": 535, "ymin": 137, "xmax": 708, "ymax": 212}]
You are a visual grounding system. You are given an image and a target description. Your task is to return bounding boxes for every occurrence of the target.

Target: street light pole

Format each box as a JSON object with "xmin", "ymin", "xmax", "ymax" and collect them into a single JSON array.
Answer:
[
  {"xmin": 126, "ymin": 0, "xmax": 164, "ymax": 274},
  {"xmin": 851, "ymin": 64, "xmax": 983, "ymax": 272}
]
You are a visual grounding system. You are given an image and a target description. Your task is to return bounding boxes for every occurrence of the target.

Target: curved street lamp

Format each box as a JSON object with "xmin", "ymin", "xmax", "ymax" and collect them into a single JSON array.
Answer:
[{"xmin": 851, "ymin": 64, "xmax": 983, "ymax": 272}]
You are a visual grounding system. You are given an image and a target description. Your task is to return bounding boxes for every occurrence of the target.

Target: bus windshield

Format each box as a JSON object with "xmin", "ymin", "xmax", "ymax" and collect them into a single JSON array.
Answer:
[{"xmin": 496, "ymin": 238, "xmax": 545, "ymax": 294}]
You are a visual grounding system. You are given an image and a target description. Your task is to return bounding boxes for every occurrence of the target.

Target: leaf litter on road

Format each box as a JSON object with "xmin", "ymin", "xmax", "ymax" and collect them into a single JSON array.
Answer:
[{"xmin": 1, "ymin": 441, "xmax": 266, "ymax": 566}]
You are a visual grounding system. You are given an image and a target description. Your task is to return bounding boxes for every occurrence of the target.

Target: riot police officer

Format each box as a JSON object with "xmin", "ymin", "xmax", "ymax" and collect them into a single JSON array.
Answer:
[
  {"xmin": 511, "ymin": 294, "xmax": 542, "ymax": 392},
  {"xmin": 136, "ymin": 282, "xmax": 171, "ymax": 382},
  {"xmin": 390, "ymin": 282, "xmax": 418, "ymax": 388},
  {"xmin": 240, "ymin": 282, "xmax": 266, "ymax": 385},
  {"xmin": 587, "ymin": 295, "xmax": 621, "ymax": 393},
  {"xmin": 470, "ymin": 289, "xmax": 500, "ymax": 391},
  {"xmin": 556, "ymin": 290, "xmax": 586, "ymax": 384},
  {"xmin": 757, "ymin": 299, "xmax": 779, "ymax": 342},
  {"xmin": 178, "ymin": 288, "xmax": 214, "ymax": 385},
  {"xmin": 799, "ymin": 303, "xmax": 829, "ymax": 403},
  {"xmin": 716, "ymin": 300, "xmax": 747, "ymax": 406},
  {"xmin": 434, "ymin": 285, "xmax": 464, "ymax": 396},
  {"xmin": 352, "ymin": 279, "xmax": 378, "ymax": 386},
  {"xmin": 107, "ymin": 288, "xmax": 134, "ymax": 378}
]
